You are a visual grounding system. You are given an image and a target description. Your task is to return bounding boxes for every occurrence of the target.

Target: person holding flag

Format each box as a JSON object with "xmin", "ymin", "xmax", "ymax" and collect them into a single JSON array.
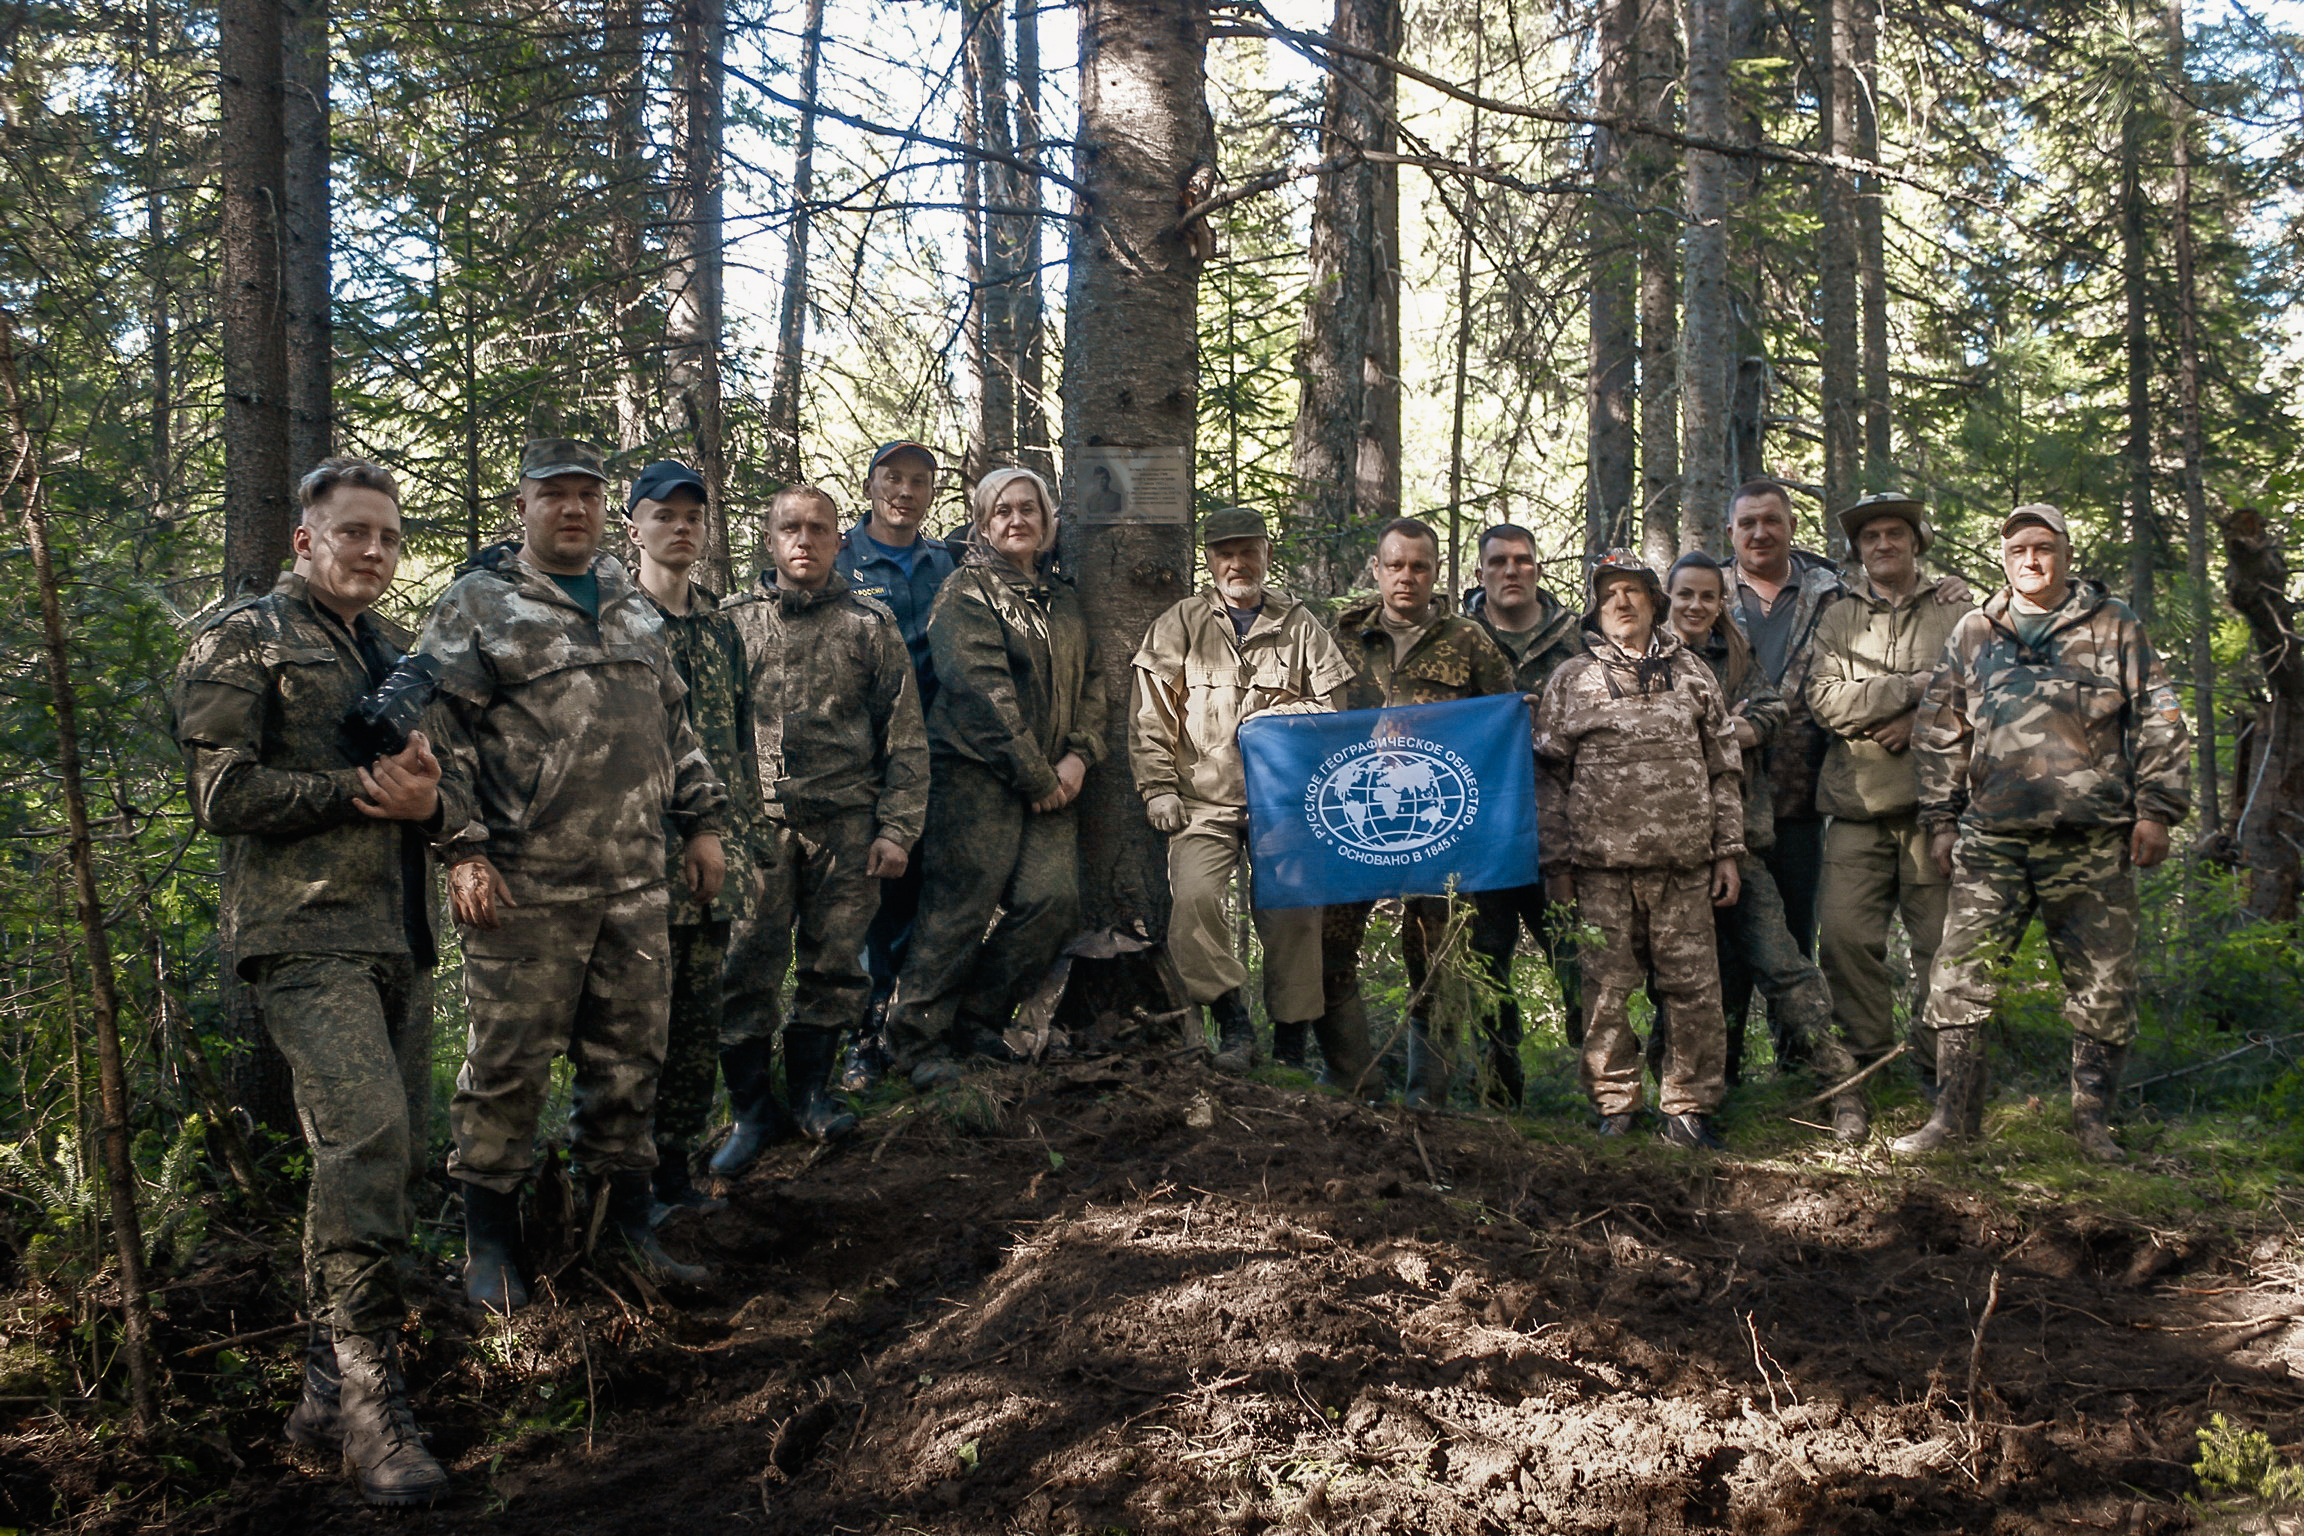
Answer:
[{"xmin": 1535, "ymin": 551, "xmax": 1745, "ymax": 1149}]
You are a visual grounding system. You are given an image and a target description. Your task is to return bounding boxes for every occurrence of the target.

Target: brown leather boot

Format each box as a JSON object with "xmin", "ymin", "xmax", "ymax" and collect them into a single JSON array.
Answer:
[{"xmin": 335, "ymin": 1330, "xmax": 449, "ymax": 1507}]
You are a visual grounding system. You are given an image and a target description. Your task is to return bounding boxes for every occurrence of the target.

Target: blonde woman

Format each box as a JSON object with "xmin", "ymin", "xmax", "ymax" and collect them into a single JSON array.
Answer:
[{"xmin": 888, "ymin": 468, "xmax": 1107, "ymax": 1087}]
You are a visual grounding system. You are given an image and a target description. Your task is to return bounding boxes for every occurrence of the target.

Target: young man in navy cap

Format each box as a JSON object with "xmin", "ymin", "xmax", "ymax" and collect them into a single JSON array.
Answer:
[
  {"xmin": 833, "ymin": 441, "xmax": 956, "ymax": 1088},
  {"xmin": 625, "ymin": 461, "xmax": 769, "ymax": 1213}
]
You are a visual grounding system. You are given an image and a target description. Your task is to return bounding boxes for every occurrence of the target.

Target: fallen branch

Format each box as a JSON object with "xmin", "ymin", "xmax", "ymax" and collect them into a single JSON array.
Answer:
[
  {"xmin": 1794, "ymin": 1042, "xmax": 1910, "ymax": 1108},
  {"xmin": 1966, "ymin": 1267, "xmax": 2004, "ymax": 1428},
  {"xmin": 179, "ymin": 1319, "xmax": 307, "ymax": 1359},
  {"xmin": 2125, "ymin": 1032, "xmax": 2304, "ymax": 1092}
]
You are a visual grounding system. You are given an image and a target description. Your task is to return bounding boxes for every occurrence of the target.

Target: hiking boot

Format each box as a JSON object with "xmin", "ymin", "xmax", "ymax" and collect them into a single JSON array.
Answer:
[
  {"xmin": 1271, "ymin": 1016, "xmax": 1310, "ymax": 1071},
  {"xmin": 1402, "ymin": 1018, "xmax": 1449, "ymax": 1111},
  {"xmin": 1830, "ymin": 1095, "xmax": 1870, "ymax": 1145},
  {"xmin": 1891, "ymin": 1027, "xmax": 1983, "ymax": 1156},
  {"xmin": 589, "ymin": 1170, "xmax": 710, "ymax": 1288},
  {"xmin": 283, "ymin": 1321, "xmax": 341, "ymax": 1449},
  {"xmin": 1209, "ymin": 988, "xmax": 1258, "ymax": 1075},
  {"xmin": 785, "ymin": 1026, "xmax": 859, "ymax": 1142},
  {"xmin": 1658, "ymin": 1112, "xmax": 1726, "ymax": 1151},
  {"xmin": 710, "ymin": 1036, "xmax": 799, "ymax": 1179},
  {"xmin": 459, "ymin": 1181, "xmax": 528, "ymax": 1315},
  {"xmin": 1595, "ymin": 1111, "xmax": 1638, "ymax": 1137},
  {"xmin": 1312, "ymin": 995, "xmax": 1379, "ymax": 1101},
  {"xmin": 2071, "ymin": 1036, "xmax": 2129, "ymax": 1164},
  {"xmin": 842, "ymin": 1003, "xmax": 893, "ymax": 1094},
  {"xmin": 650, "ymin": 1150, "xmax": 727, "ymax": 1224},
  {"xmin": 334, "ymin": 1330, "xmax": 448, "ymax": 1507}
]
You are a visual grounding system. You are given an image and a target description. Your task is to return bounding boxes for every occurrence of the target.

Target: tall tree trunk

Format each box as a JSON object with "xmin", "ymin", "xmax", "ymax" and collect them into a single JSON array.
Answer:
[
  {"xmin": 605, "ymin": 0, "xmax": 651, "ymax": 454},
  {"xmin": 1725, "ymin": 0, "xmax": 1769, "ymax": 486},
  {"xmin": 2226, "ymin": 508, "xmax": 2303, "ymax": 919},
  {"xmin": 765, "ymin": 0, "xmax": 825, "ymax": 491},
  {"xmin": 2167, "ymin": 0, "xmax": 2218, "ymax": 833},
  {"xmin": 969, "ymin": 0, "xmax": 1020, "ymax": 476},
  {"xmin": 1012, "ymin": 0, "xmax": 1051, "ymax": 477},
  {"xmin": 220, "ymin": 0, "xmax": 292, "ymax": 598},
  {"xmin": 2120, "ymin": 88, "xmax": 2156, "ymax": 623},
  {"xmin": 1061, "ymin": 0, "xmax": 1210, "ymax": 940},
  {"xmin": 1290, "ymin": 0, "xmax": 1402, "ymax": 594},
  {"xmin": 1635, "ymin": 0, "xmax": 1680, "ymax": 568},
  {"xmin": 281, "ymin": 0, "xmax": 331, "ymax": 477},
  {"xmin": 1853, "ymin": 0, "xmax": 1889, "ymax": 478},
  {"xmin": 144, "ymin": 0, "xmax": 172, "ymax": 521},
  {"xmin": 1449, "ymin": 32, "xmax": 1483, "ymax": 593},
  {"xmin": 961, "ymin": 23, "xmax": 991, "ymax": 485},
  {"xmin": 1818, "ymin": 0, "xmax": 1860, "ymax": 545},
  {"xmin": 666, "ymin": 0, "xmax": 729, "ymax": 591},
  {"xmin": 1679, "ymin": 0, "xmax": 1730, "ymax": 555},
  {"xmin": 1588, "ymin": 0, "xmax": 1638, "ymax": 557},
  {"xmin": 2, "ymin": 318, "xmax": 159, "ymax": 1434}
]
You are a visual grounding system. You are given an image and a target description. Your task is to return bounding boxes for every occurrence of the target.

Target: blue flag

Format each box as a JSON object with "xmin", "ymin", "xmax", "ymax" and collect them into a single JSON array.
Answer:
[{"xmin": 1238, "ymin": 694, "xmax": 1540, "ymax": 910}]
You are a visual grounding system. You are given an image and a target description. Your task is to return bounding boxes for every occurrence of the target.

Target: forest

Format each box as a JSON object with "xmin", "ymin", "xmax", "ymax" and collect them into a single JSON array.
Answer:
[{"xmin": 3, "ymin": 0, "xmax": 2304, "ymax": 1528}]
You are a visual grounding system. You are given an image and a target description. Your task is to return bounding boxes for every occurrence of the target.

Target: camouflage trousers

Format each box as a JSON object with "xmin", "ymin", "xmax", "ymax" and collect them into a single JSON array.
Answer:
[
  {"xmin": 1166, "ymin": 806, "xmax": 1322, "ymax": 1022},
  {"xmin": 1659, "ymin": 857, "xmax": 1856, "ymax": 1087},
  {"xmin": 889, "ymin": 756, "xmax": 1078, "ymax": 1068},
  {"xmin": 448, "ymin": 884, "xmax": 670, "ymax": 1192},
  {"xmin": 655, "ymin": 919, "xmax": 730, "ymax": 1154},
  {"xmin": 1578, "ymin": 864, "xmax": 1726, "ymax": 1117},
  {"xmin": 724, "ymin": 811, "xmax": 882, "ymax": 1048},
  {"xmin": 1818, "ymin": 814, "xmax": 1948, "ymax": 1065},
  {"xmin": 251, "ymin": 951, "xmax": 433, "ymax": 1335},
  {"xmin": 1924, "ymin": 825, "xmax": 2140, "ymax": 1047}
]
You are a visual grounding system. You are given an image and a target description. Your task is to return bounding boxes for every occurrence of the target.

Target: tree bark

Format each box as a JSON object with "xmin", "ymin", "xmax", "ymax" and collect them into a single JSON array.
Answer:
[
  {"xmin": 969, "ymin": 0, "xmax": 1021, "ymax": 478},
  {"xmin": 220, "ymin": 0, "xmax": 292, "ymax": 598},
  {"xmin": 2166, "ymin": 0, "xmax": 2218, "ymax": 833},
  {"xmin": 1290, "ymin": 0, "xmax": 1402, "ymax": 594},
  {"xmin": 1726, "ymin": 0, "xmax": 1770, "ymax": 488},
  {"xmin": 666, "ymin": 0, "xmax": 729, "ymax": 591},
  {"xmin": 2224, "ymin": 507, "xmax": 2304, "ymax": 920},
  {"xmin": 1853, "ymin": 0, "xmax": 1888, "ymax": 478},
  {"xmin": 281, "ymin": 0, "xmax": 331, "ymax": 477},
  {"xmin": 1012, "ymin": 0, "xmax": 1051, "ymax": 476},
  {"xmin": 1061, "ymin": 0, "xmax": 1210, "ymax": 941},
  {"xmin": 1634, "ymin": 0, "xmax": 1680, "ymax": 568},
  {"xmin": 1587, "ymin": 0, "xmax": 1638, "ymax": 557},
  {"xmin": 144, "ymin": 0, "xmax": 173, "ymax": 521},
  {"xmin": 1449, "ymin": 33, "xmax": 1483, "ymax": 593},
  {"xmin": 1818, "ymin": 0, "xmax": 1860, "ymax": 545},
  {"xmin": 1679, "ymin": 0, "xmax": 1731, "ymax": 555},
  {"xmin": 764, "ymin": 0, "xmax": 825, "ymax": 491},
  {"xmin": 605, "ymin": 0, "xmax": 652, "ymax": 455},
  {"xmin": 2120, "ymin": 88, "xmax": 2156, "ymax": 622}
]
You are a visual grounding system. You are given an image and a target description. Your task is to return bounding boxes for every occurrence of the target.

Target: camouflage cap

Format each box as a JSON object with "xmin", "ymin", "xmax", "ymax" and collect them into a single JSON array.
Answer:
[
  {"xmin": 1838, "ymin": 491, "xmax": 1933, "ymax": 554},
  {"xmin": 1585, "ymin": 548, "xmax": 1666, "ymax": 618},
  {"xmin": 1201, "ymin": 506, "xmax": 1268, "ymax": 545},
  {"xmin": 519, "ymin": 437, "xmax": 608, "ymax": 484},
  {"xmin": 2002, "ymin": 502, "xmax": 2069, "ymax": 539}
]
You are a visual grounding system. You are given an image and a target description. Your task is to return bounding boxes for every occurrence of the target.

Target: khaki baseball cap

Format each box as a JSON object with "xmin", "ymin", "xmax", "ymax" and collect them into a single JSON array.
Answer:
[
  {"xmin": 519, "ymin": 438, "xmax": 608, "ymax": 483},
  {"xmin": 2002, "ymin": 503, "xmax": 2068, "ymax": 539},
  {"xmin": 1201, "ymin": 506, "xmax": 1268, "ymax": 545}
]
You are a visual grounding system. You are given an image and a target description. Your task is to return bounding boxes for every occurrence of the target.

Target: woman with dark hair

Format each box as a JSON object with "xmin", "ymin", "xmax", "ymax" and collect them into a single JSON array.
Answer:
[{"xmin": 887, "ymin": 468, "xmax": 1107, "ymax": 1087}]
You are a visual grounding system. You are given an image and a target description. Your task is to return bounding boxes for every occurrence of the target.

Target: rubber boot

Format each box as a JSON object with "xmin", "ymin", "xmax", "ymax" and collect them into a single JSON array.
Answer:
[
  {"xmin": 709, "ymin": 1036, "xmax": 797, "ymax": 1178},
  {"xmin": 1830, "ymin": 1093, "xmax": 1870, "ymax": 1145},
  {"xmin": 1481, "ymin": 997, "xmax": 1525, "ymax": 1109},
  {"xmin": 1403, "ymin": 1018, "xmax": 1450, "ymax": 1111},
  {"xmin": 842, "ymin": 998, "xmax": 894, "ymax": 1094},
  {"xmin": 588, "ymin": 1170, "xmax": 711, "ymax": 1287},
  {"xmin": 650, "ymin": 1146, "xmax": 727, "ymax": 1223},
  {"xmin": 334, "ymin": 1330, "xmax": 449, "ymax": 1507},
  {"xmin": 785, "ymin": 1026, "xmax": 859, "ymax": 1143},
  {"xmin": 283, "ymin": 1321, "xmax": 341, "ymax": 1448},
  {"xmin": 1890, "ymin": 1027, "xmax": 1982, "ymax": 1156},
  {"xmin": 1209, "ymin": 988, "xmax": 1258, "ymax": 1075},
  {"xmin": 459, "ymin": 1182, "xmax": 528, "ymax": 1315},
  {"xmin": 2070, "ymin": 1036, "xmax": 2129, "ymax": 1163},
  {"xmin": 1271, "ymin": 1016, "xmax": 1310, "ymax": 1070},
  {"xmin": 1312, "ymin": 995, "xmax": 1378, "ymax": 1101}
]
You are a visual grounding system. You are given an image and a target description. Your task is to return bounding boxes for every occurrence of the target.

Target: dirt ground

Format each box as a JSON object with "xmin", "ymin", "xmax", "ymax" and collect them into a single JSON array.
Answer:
[{"xmin": 8, "ymin": 1051, "xmax": 2304, "ymax": 1534}]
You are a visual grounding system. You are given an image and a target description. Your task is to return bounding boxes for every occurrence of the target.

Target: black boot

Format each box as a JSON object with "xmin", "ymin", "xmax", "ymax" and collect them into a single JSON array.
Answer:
[
  {"xmin": 459, "ymin": 1182, "xmax": 528, "ymax": 1315},
  {"xmin": 1313, "ymin": 996, "xmax": 1379, "ymax": 1100},
  {"xmin": 334, "ymin": 1329, "xmax": 449, "ymax": 1507},
  {"xmin": 1271, "ymin": 1016, "xmax": 1310, "ymax": 1070},
  {"xmin": 841, "ymin": 1001, "xmax": 893, "ymax": 1094},
  {"xmin": 1891, "ymin": 1027, "xmax": 1983, "ymax": 1156},
  {"xmin": 1403, "ymin": 1018, "xmax": 1450, "ymax": 1111},
  {"xmin": 1658, "ymin": 1112, "xmax": 1726, "ymax": 1151},
  {"xmin": 283, "ymin": 1321, "xmax": 341, "ymax": 1448},
  {"xmin": 1209, "ymin": 988, "xmax": 1258, "ymax": 1074},
  {"xmin": 651, "ymin": 1146, "xmax": 726, "ymax": 1222},
  {"xmin": 2071, "ymin": 1037, "xmax": 2128, "ymax": 1163},
  {"xmin": 785, "ymin": 1026, "xmax": 859, "ymax": 1143},
  {"xmin": 1481, "ymin": 997, "xmax": 1526, "ymax": 1109},
  {"xmin": 589, "ymin": 1170, "xmax": 710, "ymax": 1288},
  {"xmin": 710, "ymin": 1036, "xmax": 797, "ymax": 1178},
  {"xmin": 1723, "ymin": 1006, "xmax": 1746, "ymax": 1091}
]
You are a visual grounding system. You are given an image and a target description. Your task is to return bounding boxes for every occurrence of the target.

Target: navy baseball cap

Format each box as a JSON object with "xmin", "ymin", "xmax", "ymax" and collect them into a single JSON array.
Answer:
[
  {"xmin": 867, "ymin": 440, "xmax": 940, "ymax": 476},
  {"xmin": 626, "ymin": 460, "xmax": 709, "ymax": 515}
]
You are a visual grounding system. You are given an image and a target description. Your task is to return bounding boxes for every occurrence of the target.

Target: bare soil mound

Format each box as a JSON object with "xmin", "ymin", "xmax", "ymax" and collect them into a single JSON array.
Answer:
[{"xmin": 17, "ymin": 1053, "xmax": 2304, "ymax": 1534}]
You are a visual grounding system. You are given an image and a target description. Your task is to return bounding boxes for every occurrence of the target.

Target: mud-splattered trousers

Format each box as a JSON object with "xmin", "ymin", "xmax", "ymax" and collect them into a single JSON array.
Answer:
[{"xmin": 723, "ymin": 811, "xmax": 884, "ymax": 1052}]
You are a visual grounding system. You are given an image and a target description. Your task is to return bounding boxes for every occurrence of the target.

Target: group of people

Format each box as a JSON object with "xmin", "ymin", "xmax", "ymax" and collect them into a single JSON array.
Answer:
[{"xmin": 171, "ymin": 441, "xmax": 2189, "ymax": 1506}]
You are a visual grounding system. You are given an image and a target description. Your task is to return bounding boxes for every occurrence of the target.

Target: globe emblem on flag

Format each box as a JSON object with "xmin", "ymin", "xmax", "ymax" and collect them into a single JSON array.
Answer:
[{"xmin": 1309, "ymin": 742, "xmax": 1474, "ymax": 856}]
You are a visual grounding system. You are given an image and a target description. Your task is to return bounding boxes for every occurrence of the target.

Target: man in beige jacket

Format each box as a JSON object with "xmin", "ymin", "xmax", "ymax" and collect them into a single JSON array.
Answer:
[
  {"xmin": 1131, "ymin": 506, "xmax": 1356, "ymax": 1074},
  {"xmin": 1806, "ymin": 493, "xmax": 1973, "ymax": 1086}
]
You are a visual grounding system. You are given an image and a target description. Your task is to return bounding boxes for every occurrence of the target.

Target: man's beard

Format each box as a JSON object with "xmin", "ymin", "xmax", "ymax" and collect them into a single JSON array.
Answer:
[{"xmin": 1216, "ymin": 575, "xmax": 1264, "ymax": 606}]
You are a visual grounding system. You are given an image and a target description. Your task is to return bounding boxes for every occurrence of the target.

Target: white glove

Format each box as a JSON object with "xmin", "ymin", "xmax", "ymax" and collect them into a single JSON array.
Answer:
[{"xmin": 1146, "ymin": 793, "xmax": 1187, "ymax": 834}]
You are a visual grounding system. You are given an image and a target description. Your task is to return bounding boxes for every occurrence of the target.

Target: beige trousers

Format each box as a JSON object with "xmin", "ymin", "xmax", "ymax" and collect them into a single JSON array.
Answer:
[
  {"xmin": 1817, "ymin": 814, "xmax": 1948, "ymax": 1062},
  {"xmin": 1166, "ymin": 808, "xmax": 1324, "ymax": 1023}
]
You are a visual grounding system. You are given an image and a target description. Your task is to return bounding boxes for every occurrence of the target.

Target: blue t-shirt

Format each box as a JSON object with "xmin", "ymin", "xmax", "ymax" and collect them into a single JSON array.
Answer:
[
  {"xmin": 864, "ymin": 531, "xmax": 922, "ymax": 577},
  {"xmin": 548, "ymin": 570, "xmax": 600, "ymax": 618}
]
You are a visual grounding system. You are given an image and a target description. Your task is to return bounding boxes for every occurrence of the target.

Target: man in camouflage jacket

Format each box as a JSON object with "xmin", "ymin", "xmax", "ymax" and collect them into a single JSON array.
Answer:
[
  {"xmin": 622, "ymin": 460, "xmax": 767, "ymax": 1215},
  {"xmin": 1536, "ymin": 552, "xmax": 1745, "ymax": 1149},
  {"xmin": 717, "ymin": 484, "xmax": 928, "ymax": 1167},
  {"xmin": 419, "ymin": 439, "xmax": 728, "ymax": 1310},
  {"xmin": 1131, "ymin": 505, "xmax": 1355, "ymax": 1076},
  {"xmin": 1896, "ymin": 503, "xmax": 2189, "ymax": 1162},
  {"xmin": 174, "ymin": 458, "xmax": 459, "ymax": 1504},
  {"xmin": 1326, "ymin": 518, "xmax": 1516, "ymax": 1107}
]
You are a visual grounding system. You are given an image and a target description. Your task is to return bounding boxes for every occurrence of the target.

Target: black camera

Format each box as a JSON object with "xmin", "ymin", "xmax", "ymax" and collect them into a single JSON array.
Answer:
[{"xmin": 344, "ymin": 652, "xmax": 442, "ymax": 764}]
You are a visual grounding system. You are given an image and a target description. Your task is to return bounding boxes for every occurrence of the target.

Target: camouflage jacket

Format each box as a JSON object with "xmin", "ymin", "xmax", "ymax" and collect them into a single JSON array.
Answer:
[
  {"xmin": 1333, "ymin": 597, "xmax": 1516, "ymax": 710},
  {"xmin": 722, "ymin": 569, "xmax": 928, "ymax": 847},
  {"xmin": 1684, "ymin": 622, "xmax": 1789, "ymax": 853},
  {"xmin": 1916, "ymin": 580, "xmax": 2191, "ymax": 836},
  {"xmin": 1470, "ymin": 589, "xmax": 1585, "ymax": 698},
  {"xmin": 926, "ymin": 550, "xmax": 1109, "ymax": 802},
  {"xmin": 416, "ymin": 544, "xmax": 727, "ymax": 905},
  {"xmin": 1130, "ymin": 587, "xmax": 1354, "ymax": 812},
  {"xmin": 643, "ymin": 582, "xmax": 765, "ymax": 924},
  {"xmin": 1535, "ymin": 625, "xmax": 1745, "ymax": 875},
  {"xmin": 173, "ymin": 573, "xmax": 463, "ymax": 972},
  {"xmin": 1807, "ymin": 575, "xmax": 1972, "ymax": 821},
  {"xmin": 1728, "ymin": 549, "xmax": 1844, "ymax": 823}
]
